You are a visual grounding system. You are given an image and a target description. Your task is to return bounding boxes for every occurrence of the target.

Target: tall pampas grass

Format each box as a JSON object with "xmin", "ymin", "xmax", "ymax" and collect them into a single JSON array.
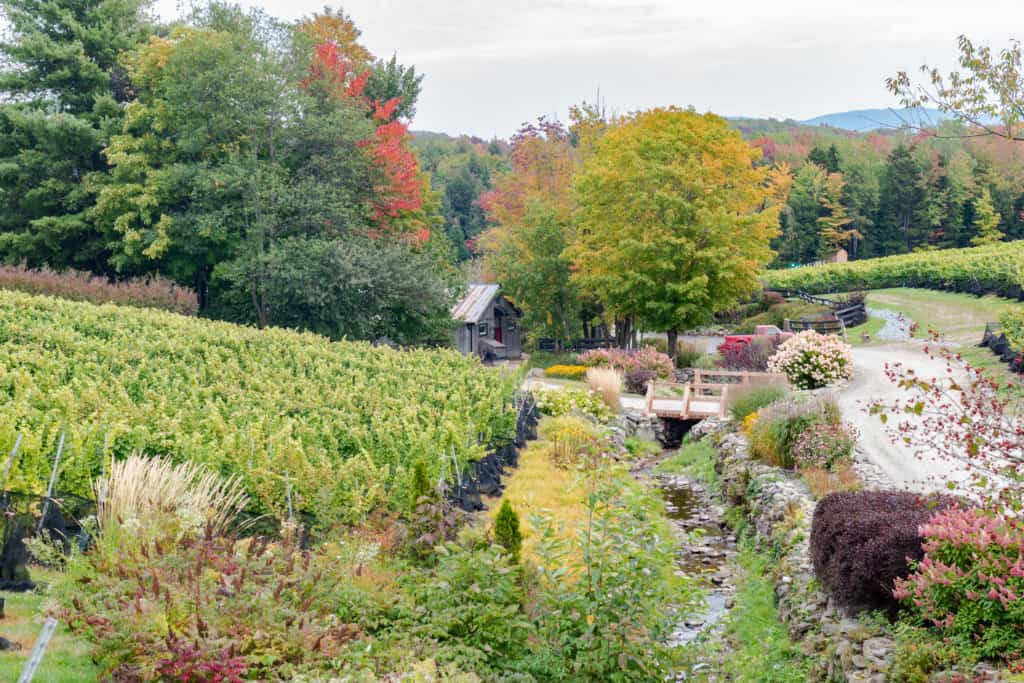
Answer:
[
  {"xmin": 586, "ymin": 367, "xmax": 622, "ymax": 413},
  {"xmin": 96, "ymin": 455, "xmax": 249, "ymax": 538}
]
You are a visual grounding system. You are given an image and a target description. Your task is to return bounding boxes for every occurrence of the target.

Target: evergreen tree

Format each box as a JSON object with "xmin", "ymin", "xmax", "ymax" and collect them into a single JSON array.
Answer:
[
  {"xmin": 818, "ymin": 173, "xmax": 861, "ymax": 257},
  {"xmin": 776, "ymin": 162, "xmax": 828, "ymax": 264},
  {"xmin": 875, "ymin": 144, "xmax": 928, "ymax": 255},
  {"xmin": 971, "ymin": 188, "xmax": 1004, "ymax": 245},
  {"xmin": 0, "ymin": 0, "xmax": 154, "ymax": 272},
  {"xmin": 807, "ymin": 143, "xmax": 841, "ymax": 173},
  {"xmin": 493, "ymin": 500, "xmax": 522, "ymax": 564}
]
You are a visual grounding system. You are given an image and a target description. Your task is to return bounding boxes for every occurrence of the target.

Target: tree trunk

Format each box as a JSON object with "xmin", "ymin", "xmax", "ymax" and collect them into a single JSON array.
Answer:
[{"xmin": 667, "ymin": 328, "xmax": 679, "ymax": 361}]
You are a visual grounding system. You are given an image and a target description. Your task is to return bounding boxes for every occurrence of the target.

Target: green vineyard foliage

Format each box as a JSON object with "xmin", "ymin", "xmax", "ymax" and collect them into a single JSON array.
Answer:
[
  {"xmin": 762, "ymin": 241, "xmax": 1024, "ymax": 297},
  {"xmin": 0, "ymin": 291, "xmax": 518, "ymax": 523}
]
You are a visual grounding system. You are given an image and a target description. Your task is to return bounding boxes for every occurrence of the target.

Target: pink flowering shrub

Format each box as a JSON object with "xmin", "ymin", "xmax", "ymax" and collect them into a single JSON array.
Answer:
[
  {"xmin": 791, "ymin": 421, "xmax": 858, "ymax": 470},
  {"xmin": 577, "ymin": 346, "xmax": 673, "ymax": 379},
  {"xmin": 894, "ymin": 506, "xmax": 1024, "ymax": 661},
  {"xmin": 767, "ymin": 330, "xmax": 853, "ymax": 389}
]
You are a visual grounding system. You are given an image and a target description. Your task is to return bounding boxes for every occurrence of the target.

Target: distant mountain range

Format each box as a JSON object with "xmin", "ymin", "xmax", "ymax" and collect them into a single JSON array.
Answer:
[
  {"xmin": 797, "ymin": 107, "xmax": 956, "ymax": 132},
  {"xmin": 414, "ymin": 107, "xmax": 982, "ymax": 144}
]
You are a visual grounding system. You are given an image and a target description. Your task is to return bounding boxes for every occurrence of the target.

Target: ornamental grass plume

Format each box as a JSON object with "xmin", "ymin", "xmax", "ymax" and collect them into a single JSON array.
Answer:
[
  {"xmin": 585, "ymin": 367, "xmax": 622, "ymax": 413},
  {"xmin": 96, "ymin": 454, "xmax": 249, "ymax": 539}
]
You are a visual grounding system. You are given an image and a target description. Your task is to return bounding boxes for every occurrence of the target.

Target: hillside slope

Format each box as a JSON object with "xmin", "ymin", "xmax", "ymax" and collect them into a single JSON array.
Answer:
[{"xmin": 0, "ymin": 291, "xmax": 515, "ymax": 521}]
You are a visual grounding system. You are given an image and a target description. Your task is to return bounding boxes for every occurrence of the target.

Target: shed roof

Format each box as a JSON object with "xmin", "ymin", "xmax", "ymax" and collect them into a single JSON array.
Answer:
[{"xmin": 451, "ymin": 283, "xmax": 500, "ymax": 323}]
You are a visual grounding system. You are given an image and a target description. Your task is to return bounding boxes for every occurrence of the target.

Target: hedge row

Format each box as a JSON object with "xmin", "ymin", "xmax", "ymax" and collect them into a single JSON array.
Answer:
[{"xmin": 762, "ymin": 241, "xmax": 1024, "ymax": 299}]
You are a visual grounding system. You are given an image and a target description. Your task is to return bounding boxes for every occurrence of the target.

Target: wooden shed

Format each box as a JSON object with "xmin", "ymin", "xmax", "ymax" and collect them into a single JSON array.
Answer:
[{"xmin": 452, "ymin": 284, "xmax": 522, "ymax": 361}]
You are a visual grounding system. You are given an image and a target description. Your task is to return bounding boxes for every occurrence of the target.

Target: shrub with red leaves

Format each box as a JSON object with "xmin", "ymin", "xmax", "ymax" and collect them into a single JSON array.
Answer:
[
  {"xmin": 63, "ymin": 526, "xmax": 372, "ymax": 681},
  {"xmin": 624, "ymin": 368, "xmax": 658, "ymax": 394},
  {"xmin": 810, "ymin": 490, "xmax": 955, "ymax": 612},
  {"xmin": 718, "ymin": 335, "xmax": 784, "ymax": 371},
  {"xmin": 0, "ymin": 265, "xmax": 197, "ymax": 314}
]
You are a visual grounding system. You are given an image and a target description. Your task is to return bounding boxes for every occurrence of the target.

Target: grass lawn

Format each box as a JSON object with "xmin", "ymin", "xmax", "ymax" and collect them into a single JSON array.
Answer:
[
  {"xmin": 860, "ymin": 287, "xmax": 1022, "ymax": 379},
  {"xmin": 847, "ymin": 314, "xmax": 885, "ymax": 346},
  {"xmin": 864, "ymin": 287, "xmax": 1018, "ymax": 345},
  {"xmin": 0, "ymin": 568, "xmax": 98, "ymax": 682},
  {"xmin": 705, "ymin": 543, "xmax": 810, "ymax": 682}
]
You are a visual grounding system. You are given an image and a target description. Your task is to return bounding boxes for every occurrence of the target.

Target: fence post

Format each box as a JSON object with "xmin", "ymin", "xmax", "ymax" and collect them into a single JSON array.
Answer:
[
  {"xmin": 37, "ymin": 433, "xmax": 65, "ymax": 533},
  {"xmin": 17, "ymin": 616, "xmax": 57, "ymax": 683}
]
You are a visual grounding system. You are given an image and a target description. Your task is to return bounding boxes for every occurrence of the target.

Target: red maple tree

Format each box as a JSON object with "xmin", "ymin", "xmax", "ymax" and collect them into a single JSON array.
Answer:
[{"xmin": 303, "ymin": 42, "xmax": 426, "ymax": 240}]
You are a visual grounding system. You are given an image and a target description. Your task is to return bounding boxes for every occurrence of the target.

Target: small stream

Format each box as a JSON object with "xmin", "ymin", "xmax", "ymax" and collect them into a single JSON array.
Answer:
[{"xmin": 656, "ymin": 473, "xmax": 737, "ymax": 646}]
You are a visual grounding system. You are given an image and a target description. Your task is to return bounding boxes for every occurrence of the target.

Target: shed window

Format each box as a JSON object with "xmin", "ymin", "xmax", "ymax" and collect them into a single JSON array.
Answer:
[{"xmin": 478, "ymin": 322, "xmax": 489, "ymax": 336}]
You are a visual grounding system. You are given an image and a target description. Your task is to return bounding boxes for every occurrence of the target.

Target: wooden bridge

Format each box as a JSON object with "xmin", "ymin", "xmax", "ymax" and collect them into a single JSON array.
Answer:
[{"xmin": 642, "ymin": 369, "xmax": 788, "ymax": 420}]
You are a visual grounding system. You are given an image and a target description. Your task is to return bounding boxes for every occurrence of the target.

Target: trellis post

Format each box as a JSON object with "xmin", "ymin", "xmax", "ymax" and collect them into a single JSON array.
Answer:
[{"xmin": 37, "ymin": 433, "xmax": 65, "ymax": 532}]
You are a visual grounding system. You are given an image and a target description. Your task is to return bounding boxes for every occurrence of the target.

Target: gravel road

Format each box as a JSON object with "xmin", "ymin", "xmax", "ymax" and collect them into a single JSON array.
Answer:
[{"xmin": 840, "ymin": 343, "xmax": 974, "ymax": 493}]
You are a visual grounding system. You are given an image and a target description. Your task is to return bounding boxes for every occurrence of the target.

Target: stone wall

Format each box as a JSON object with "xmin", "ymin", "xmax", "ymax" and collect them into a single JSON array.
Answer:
[
  {"xmin": 697, "ymin": 418, "xmax": 895, "ymax": 683},
  {"xmin": 697, "ymin": 418, "xmax": 1008, "ymax": 682}
]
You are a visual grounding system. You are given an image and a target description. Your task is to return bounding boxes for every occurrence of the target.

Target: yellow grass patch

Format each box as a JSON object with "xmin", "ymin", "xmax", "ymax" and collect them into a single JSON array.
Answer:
[{"xmin": 486, "ymin": 440, "xmax": 587, "ymax": 567}]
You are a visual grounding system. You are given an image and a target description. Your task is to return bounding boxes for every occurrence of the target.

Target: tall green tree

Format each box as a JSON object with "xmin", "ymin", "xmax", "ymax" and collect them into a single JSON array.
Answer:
[
  {"xmin": 875, "ymin": 144, "xmax": 929, "ymax": 254},
  {"xmin": 0, "ymin": 0, "xmax": 154, "ymax": 271},
  {"xmin": 776, "ymin": 162, "xmax": 827, "ymax": 264},
  {"xmin": 807, "ymin": 143, "xmax": 841, "ymax": 173},
  {"xmin": 569, "ymin": 109, "xmax": 787, "ymax": 358},
  {"xmin": 485, "ymin": 201, "xmax": 580, "ymax": 346},
  {"xmin": 818, "ymin": 173, "xmax": 861, "ymax": 257}
]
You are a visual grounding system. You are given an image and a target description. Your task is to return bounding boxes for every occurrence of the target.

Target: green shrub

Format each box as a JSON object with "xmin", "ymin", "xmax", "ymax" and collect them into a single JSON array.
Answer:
[
  {"xmin": 729, "ymin": 385, "xmax": 787, "ymax": 422},
  {"xmin": 533, "ymin": 386, "xmax": 613, "ymax": 422},
  {"xmin": 746, "ymin": 394, "xmax": 841, "ymax": 469},
  {"xmin": 493, "ymin": 500, "xmax": 523, "ymax": 563},
  {"xmin": 624, "ymin": 436, "xmax": 662, "ymax": 458},
  {"xmin": 527, "ymin": 474, "xmax": 690, "ymax": 680},
  {"xmin": 693, "ymin": 353, "xmax": 720, "ymax": 370},
  {"xmin": 402, "ymin": 542, "xmax": 532, "ymax": 675}
]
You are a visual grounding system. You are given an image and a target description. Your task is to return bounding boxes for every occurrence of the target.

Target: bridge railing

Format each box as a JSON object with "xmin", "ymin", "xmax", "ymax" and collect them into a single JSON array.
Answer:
[{"xmin": 643, "ymin": 371, "xmax": 789, "ymax": 418}]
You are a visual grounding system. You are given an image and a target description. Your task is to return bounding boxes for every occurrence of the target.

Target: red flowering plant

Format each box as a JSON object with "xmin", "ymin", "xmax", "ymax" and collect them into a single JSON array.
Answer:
[
  {"xmin": 870, "ymin": 326, "xmax": 1024, "ymax": 663},
  {"xmin": 61, "ymin": 523, "xmax": 373, "ymax": 681},
  {"xmin": 791, "ymin": 421, "xmax": 858, "ymax": 470}
]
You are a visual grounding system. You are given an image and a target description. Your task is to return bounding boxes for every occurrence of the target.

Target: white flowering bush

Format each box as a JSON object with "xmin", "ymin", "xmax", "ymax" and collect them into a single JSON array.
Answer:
[{"xmin": 767, "ymin": 330, "xmax": 853, "ymax": 389}]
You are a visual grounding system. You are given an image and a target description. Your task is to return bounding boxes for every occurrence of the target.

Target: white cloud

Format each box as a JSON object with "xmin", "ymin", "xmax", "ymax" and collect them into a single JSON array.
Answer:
[{"xmin": 153, "ymin": 0, "xmax": 1024, "ymax": 137}]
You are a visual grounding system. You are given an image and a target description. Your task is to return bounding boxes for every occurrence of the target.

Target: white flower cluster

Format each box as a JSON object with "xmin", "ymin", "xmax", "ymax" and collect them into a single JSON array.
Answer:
[{"xmin": 767, "ymin": 330, "xmax": 854, "ymax": 390}]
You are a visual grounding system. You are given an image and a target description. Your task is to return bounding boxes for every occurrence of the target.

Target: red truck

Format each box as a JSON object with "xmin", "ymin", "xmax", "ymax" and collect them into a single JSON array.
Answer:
[{"xmin": 718, "ymin": 325, "xmax": 793, "ymax": 357}]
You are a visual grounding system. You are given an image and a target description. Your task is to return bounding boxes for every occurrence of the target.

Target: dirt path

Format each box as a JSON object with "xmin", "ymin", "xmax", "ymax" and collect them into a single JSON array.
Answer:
[{"xmin": 841, "ymin": 343, "xmax": 973, "ymax": 493}]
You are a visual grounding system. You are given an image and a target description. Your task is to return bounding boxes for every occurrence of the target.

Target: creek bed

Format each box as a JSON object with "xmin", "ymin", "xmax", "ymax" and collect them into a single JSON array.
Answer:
[{"xmin": 656, "ymin": 473, "xmax": 737, "ymax": 646}]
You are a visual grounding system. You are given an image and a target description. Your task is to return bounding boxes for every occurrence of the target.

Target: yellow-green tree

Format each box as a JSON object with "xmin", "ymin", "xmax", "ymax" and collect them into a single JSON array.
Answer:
[
  {"xmin": 970, "ymin": 187, "xmax": 1004, "ymax": 246},
  {"xmin": 818, "ymin": 172, "xmax": 862, "ymax": 256},
  {"xmin": 569, "ymin": 108, "xmax": 788, "ymax": 358}
]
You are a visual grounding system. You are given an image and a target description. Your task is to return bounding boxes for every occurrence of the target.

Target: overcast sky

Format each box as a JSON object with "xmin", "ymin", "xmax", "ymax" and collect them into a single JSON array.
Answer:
[{"xmin": 156, "ymin": 0, "xmax": 1022, "ymax": 138}]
